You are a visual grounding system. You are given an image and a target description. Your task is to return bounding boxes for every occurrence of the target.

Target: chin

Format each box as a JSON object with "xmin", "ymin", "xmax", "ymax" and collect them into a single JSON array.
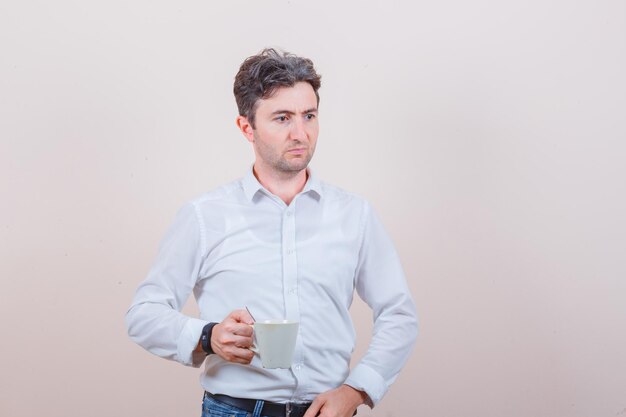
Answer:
[{"xmin": 278, "ymin": 161, "xmax": 310, "ymax": 173}]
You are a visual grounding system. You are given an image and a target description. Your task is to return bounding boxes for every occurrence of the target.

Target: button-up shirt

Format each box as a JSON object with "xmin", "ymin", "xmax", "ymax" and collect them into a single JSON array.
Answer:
[{"xmin": 125, "ymin": 168, "xmax": 418, "ymax": 406}]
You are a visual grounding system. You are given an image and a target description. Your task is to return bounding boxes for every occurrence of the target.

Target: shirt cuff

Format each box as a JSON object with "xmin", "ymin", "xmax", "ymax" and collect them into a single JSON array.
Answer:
[
  {"xmin": 177, "ymin": 318, "xmax": 208, "ymax": 367},
  {"xmin": 344, "ymin": 364, "xmax": 387, "ymax": 407}
]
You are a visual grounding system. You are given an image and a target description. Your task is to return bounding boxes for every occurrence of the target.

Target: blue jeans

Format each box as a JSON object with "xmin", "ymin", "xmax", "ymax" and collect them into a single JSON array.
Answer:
[{"xmin": 201, "ymin": 394, "xmax": 266, "ymax": 417}]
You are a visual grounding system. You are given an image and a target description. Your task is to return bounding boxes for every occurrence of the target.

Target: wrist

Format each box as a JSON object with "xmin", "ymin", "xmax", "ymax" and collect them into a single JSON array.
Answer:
[
  {"xmin": 341, "ymin": 384, "xmax": 369, "ymax": 407},
  {"xmin": 200, "ymin": 322, "xmax": 218, "ymax": 355}
]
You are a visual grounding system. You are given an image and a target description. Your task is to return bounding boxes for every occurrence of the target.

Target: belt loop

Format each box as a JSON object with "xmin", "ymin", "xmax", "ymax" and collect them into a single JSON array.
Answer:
[
  {"xmin": 286, "ymin": 402, "xmax": 292, "ymax": 417},
  {"xmin": 252, "ymin": 399, "xmax": 265, "ymax": 417}
]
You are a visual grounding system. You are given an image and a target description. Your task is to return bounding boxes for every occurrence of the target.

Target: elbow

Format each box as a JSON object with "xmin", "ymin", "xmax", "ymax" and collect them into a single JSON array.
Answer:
[
  {"xmin": 410, "ymin": 310, "xmax": 419, "ymax": 342},
  {"xmin": 408, "ymin": 298, "xmax": 419, "ymax": 341},
  {"xmin": 125, "ymin": 304, "xmax": 140, "ymax": 341}
]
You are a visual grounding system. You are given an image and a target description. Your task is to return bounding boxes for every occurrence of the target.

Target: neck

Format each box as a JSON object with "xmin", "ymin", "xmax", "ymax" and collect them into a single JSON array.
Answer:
[{"xmin": 253, "ymin": 164, "xmax": 308, "ymax": 205}]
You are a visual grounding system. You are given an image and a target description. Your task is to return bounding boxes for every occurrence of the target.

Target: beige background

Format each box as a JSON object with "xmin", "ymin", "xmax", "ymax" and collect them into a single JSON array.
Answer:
[{"xmin": 1, "ymin": 1, "xmax": 625, "ymax": 416}]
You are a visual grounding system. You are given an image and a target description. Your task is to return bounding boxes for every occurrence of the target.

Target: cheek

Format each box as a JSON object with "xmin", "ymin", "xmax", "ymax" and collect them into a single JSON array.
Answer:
[
  {"xmin": 256, "ymin": 136, "xmax": 284, "ymax": 156},
  {"xmin": 306, "ymin": 123, "xmax": 319, "ymax": 136},
  {"xmin": 255, "ymin": 127, "xmax": 282, "ymax": 143},
  {"xmin": 308, "ymin": 128, "xmax": 319, "ymax": 144}
]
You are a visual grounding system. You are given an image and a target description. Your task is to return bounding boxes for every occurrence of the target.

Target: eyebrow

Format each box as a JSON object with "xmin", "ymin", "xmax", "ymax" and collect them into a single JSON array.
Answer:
[{"xmin": 270, "ymin": 108, "xmax": 318, "ymax": 116}]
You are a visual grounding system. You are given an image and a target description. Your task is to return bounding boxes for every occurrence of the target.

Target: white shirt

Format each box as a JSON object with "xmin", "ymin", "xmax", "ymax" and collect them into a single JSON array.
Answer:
[{"xmin": 125, "ymin": 168, "xmax": 418, "ymax": 406}]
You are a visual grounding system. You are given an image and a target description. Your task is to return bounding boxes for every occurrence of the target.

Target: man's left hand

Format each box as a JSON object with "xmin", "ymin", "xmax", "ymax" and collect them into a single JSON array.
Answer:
[{"xmin": 303, "ymin": 384, "xmax": 368, "ymax": 417}]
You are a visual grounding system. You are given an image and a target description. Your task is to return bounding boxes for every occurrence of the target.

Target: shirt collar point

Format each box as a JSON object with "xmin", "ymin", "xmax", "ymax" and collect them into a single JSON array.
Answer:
[{"xmin": 241, "ymin": 167, "xmax": 264, "ymax": 201}]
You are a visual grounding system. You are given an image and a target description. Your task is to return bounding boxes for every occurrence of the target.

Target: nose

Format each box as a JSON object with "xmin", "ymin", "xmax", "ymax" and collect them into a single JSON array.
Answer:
[{"xmin": 289, "ymin": 118, "xmax": 306, "ymax": 141}]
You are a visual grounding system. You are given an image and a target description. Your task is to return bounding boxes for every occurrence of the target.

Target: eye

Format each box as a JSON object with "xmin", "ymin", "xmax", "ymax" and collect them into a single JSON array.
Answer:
[
  {"xmin": 305, "ymin": 113, "xmax": 316, "ymax": 120},
  {"xmin": 275, "ymin": 115, "xmax": 288, "ymax": 122}
]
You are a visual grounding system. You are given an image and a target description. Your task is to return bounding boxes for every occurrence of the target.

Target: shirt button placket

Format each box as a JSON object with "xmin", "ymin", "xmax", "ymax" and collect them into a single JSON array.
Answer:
[
  {"xmin": 282, "ymin": 207, "xmax": 298, "ymax": 319},
  {"xmin": 282, "ymin": 206, "xmax": 305, "ymax": 398}
]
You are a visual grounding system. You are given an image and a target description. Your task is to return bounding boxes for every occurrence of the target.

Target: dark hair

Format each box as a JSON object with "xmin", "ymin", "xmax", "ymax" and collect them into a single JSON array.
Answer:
[{"xmin": 234, "ymin": 48, "xmax": 322, "ymax": 128}]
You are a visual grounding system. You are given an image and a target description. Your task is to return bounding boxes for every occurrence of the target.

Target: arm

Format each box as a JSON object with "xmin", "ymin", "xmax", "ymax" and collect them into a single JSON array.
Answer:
[
  {"xmin": 304, "ymin": 202, "xmax": 418, "ymax": 417},
  {"xmin": 343, "ymin": 201, "xmax": 419, "ymax": 405},
  {"xmin": 125, "ymin": 203, "xmax": 259, "ymax": 366},
  {"xmin": 125, "ymin": 203, "xmax": 208, "ymax": 367}
]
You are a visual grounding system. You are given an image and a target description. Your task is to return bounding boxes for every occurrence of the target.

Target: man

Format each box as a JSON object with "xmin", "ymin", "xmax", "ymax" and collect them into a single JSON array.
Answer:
[{"xmin": 126, "ymin": 48, "xmax": 418, "ymax": 417}]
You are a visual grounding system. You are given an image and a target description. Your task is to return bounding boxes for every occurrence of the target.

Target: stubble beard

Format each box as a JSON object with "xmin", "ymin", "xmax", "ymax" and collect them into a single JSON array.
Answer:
[
  {"xmin": 256, "ymin": 137, "xmax": 315, "ymax": 176},
  {"xmin": 276, "ymin": 149, "xmax": 313, "ymax": 173}
]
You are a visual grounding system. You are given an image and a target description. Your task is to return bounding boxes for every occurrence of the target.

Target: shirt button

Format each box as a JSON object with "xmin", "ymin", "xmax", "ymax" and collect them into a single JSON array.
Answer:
[
  {"xmin": 286, "ymin": 248, "xmax": 294, "ymax": 255},
  {"xmin": 286, "ymin": 211, "xmax": 293, "ymax": 217},
  {"xmin": 294, "ymin": 364, "xmax": 302, "ymax": 370},
  {"xmin": 289, "ymin": 288, "xmax": 297, "ymax": 295}
]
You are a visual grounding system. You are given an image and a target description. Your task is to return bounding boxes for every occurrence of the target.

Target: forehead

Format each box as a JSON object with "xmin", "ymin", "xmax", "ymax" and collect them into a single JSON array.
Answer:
[{"xmin": 256, "ymin": 82, "xmax": 318, "ymax": 113}]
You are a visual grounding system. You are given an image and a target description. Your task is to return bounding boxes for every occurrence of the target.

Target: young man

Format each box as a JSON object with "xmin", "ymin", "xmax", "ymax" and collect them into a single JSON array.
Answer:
[{"xmin": 126, "ymin": 48, "xmax": 418, "ymax": 417}]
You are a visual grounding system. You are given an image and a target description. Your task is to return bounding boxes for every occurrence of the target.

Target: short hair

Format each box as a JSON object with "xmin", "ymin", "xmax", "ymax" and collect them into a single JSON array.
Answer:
[{"xmin": 234, "ymin": 48, "xmax": 322, "ymax": 128}]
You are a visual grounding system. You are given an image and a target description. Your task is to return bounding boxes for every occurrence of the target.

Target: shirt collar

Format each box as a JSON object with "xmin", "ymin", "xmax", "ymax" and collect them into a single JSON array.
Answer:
[{"xmin": 241, "ymin": 166, "xmax": 323, "ymax": 202}]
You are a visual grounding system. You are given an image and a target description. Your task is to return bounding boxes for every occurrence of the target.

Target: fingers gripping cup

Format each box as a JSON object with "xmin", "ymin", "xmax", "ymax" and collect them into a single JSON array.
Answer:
[{"xmin": 250, "ymin": 320, "xmax": 299, "ymax": 369}]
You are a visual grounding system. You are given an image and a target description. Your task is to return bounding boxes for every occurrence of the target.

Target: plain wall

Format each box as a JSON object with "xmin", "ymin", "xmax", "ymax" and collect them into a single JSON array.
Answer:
[{"xmin": 1, "ymin": 1, "xmax": 625, "ymax": 416}]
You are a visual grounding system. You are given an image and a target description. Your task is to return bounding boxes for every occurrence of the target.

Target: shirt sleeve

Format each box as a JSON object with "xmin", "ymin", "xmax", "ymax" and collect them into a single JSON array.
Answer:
[
  {"xmin": 343, "ymin": 201, "xmax": 419, "ymax": 406},
  {"xmin": 125, "ymin": 202, "xmax": 208, "ymax": 367}
]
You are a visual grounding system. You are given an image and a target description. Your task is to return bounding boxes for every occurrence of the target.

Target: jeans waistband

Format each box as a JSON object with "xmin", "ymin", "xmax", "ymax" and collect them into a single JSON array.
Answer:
[{"xmin": 204, "ymin": 391, "xmax": 312, "ymax": 417}]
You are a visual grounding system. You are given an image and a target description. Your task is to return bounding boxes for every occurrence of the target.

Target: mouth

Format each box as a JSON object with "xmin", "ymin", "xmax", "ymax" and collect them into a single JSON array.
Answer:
[{"xmin": 286, "ymin": 148, "xmax": 307, "ymax": 155}]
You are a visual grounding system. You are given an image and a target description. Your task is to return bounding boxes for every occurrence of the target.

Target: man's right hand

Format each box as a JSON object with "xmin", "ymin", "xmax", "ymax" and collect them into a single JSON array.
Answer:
[{"xmin": 210, "ymin": 309, "xmax": 255, "ymax": 364}]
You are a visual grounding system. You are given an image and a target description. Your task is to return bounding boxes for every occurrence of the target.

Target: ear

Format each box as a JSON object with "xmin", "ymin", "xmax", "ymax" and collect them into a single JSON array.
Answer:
[{"xmin": 236, "ymin": 115, "xmax": 255, "ymax": 143}]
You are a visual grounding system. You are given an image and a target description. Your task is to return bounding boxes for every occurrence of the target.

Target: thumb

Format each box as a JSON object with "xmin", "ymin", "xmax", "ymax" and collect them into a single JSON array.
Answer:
[{"xmin": 230, "ymin": 308, "xmax": 254, "ymax": 325}]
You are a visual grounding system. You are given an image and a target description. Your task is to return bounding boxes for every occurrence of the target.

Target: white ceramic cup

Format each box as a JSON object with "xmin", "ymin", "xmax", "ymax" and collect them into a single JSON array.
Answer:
[{"xmin": 250, "ymin": 320, "xmax": 299, "ymax": 369}]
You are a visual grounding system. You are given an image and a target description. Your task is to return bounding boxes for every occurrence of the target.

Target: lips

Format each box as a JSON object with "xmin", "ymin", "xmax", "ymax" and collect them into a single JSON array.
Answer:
[{"xmin": 286, "ymin": 148, "xmax": 307, "ymax": 155}]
